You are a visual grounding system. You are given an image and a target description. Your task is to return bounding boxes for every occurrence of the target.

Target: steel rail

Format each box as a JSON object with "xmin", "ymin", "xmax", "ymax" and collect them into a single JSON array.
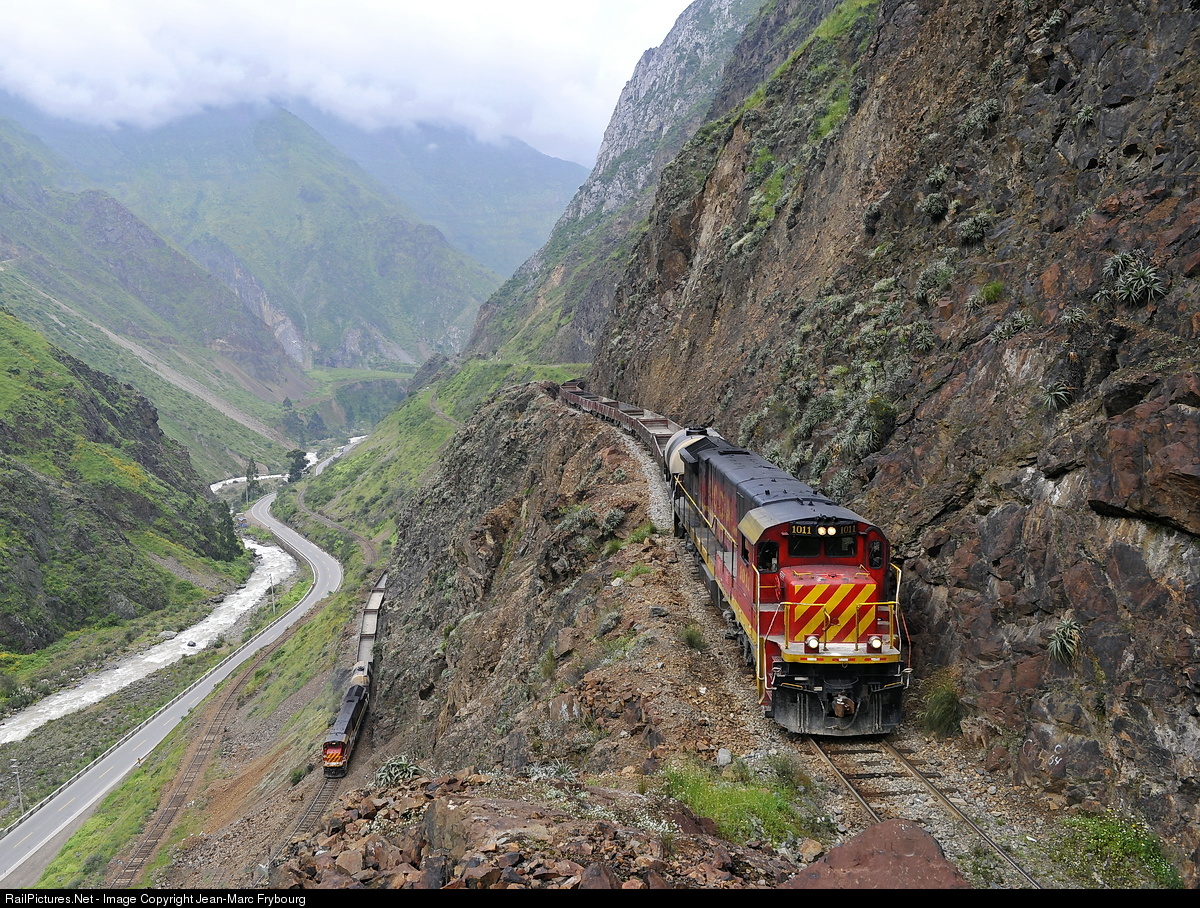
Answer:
[
  {"xmin": 879, "ymin": 739, "xmax": 1042, "ymax": 889},
  {"xmin": 806, "ymin": 737, "xmax": 882, "ymax": 824},
  {"xmin": 110, "ymin": 634, "xmax": 290, "ymax": 886},
  {"xmin": 290, "ymin": 778, "xmax": 343, "ymax": 840}
]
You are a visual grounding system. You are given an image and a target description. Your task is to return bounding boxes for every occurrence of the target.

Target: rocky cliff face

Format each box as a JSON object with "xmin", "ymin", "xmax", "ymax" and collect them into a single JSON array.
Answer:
[
  {"xmin": 467, "ymin": 0, "xmax": 762, "ymax": 362},
  {"xmin": 590, "ymin": 0, "xmax": 1200, "ymax": 878}
]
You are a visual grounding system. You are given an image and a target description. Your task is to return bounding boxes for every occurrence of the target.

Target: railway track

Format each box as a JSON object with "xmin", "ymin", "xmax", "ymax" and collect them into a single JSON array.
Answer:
[
  {"xmin": 806, "ymin": 736, "xmax": 1042, "ymax": 888},
  {"xmin": 110, "ymin": 638, "xmax": 287, "ymax": 887},
  {"xmin": 289, "ymin": 778, "xmax": 343, "ymax": 840}
]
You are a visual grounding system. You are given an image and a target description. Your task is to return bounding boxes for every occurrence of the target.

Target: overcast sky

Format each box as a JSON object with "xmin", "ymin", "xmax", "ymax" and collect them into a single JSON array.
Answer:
[{"xmin": 1, "ymin": 0, "xmax": 695, "ymax": 166}]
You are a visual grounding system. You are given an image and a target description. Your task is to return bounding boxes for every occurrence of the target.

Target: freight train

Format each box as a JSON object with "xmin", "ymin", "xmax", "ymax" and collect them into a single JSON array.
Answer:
[
  {"xmin": 322, "ymin": 661, "xmax": 371, "ymax": 777},
  {"xmin": 560, "ymin": 381, "xmax": 909, "ymax": 735},
  {"xmin": 322, "ymin": 574, "xmax": 386, "ymax": 777}
]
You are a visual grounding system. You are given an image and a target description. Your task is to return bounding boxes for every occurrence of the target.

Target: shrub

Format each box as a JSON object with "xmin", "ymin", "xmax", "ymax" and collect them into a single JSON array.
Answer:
[
  {"xmin": 681, "ymin": 624, "xmax": 708, "ymax": 651},
  {"xmin": 979, "ymin": 280, "xmax": 1005, "ymax": 304},
  {"xmin": 956, "ymin": 213, "xmax": 992, "ymax": 245},
  {"xmin": 373, "ymin": 754, "xmax": 423, "ymax": 786},
  {"xmin": 992, "ymin": 311, "xmax": 1033, "ymax": 341},
  {"xmin": 1097, "ymin": 251, "xmax": 1167, "ymax": 306},
  {"xmin": 1115, "ymin": 262, "xmax": 1167, "ymax": 305},
  {"xmin": 1048, "ymin": 617, "xmax": 1081, "ymax": 663},
  {"xmin": 908, "ymin": 322, "xmax": 936, "ymax": 353},
  {"xmin": 1040, "ymin": 381, "xmax": 1073, "ymax": 413},
  {"xmin": 1074, "ymin": 104, "xmax": 1096, "ymax": 126},
  {"xmin": 1102, "ymin": 251, "xmax": 1139, "ymax": 282},
  {"xmin": 600, "ymin": 508, "xmax": 626, "ymax": 535},
  {"xmin": 914, "ymin": 257, "xmax": 955, "ymax": 302},
  {"xmin": 926, "ymin": 164, "xmax": 949, "ymax": 190},
  {"xmin": 767, "ymin": 753, "xmax": 812, "ymax": 793},
  {"xmin": 919, "ymin": 670, "xmax": 963, "ymax": 736},
  {"xmin": 957, "ymin": 98, "xmax": 1001, "ymax": 138},
  {"xmin": 1059, "ymin": 305, "xmax": 1086, "ymax": 326},
  {"xmin": 538, "ymin": 646, "xmax": 557, "ymax": 680},
  {"xmin": 918, "ymin": 192, "xmax": 949, "ymax": 220}
]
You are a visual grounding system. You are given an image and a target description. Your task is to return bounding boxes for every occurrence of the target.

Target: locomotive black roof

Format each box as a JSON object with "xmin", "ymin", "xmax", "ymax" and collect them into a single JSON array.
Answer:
[{"xmin": 682, "ymin": 438, "xmax": 871, "ymax": 528}]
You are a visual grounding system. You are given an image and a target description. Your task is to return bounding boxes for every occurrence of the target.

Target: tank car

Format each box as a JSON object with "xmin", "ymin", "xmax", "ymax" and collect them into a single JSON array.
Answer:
[{"xmin": 666, "ymin": 427, "xmax": 908, "ymax": 734}]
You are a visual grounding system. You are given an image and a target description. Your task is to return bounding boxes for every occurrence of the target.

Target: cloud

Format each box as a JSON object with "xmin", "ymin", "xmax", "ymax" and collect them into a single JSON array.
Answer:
[{"xmin": 0, "ymin": 0, "xmax": 693, "ymax": 164}]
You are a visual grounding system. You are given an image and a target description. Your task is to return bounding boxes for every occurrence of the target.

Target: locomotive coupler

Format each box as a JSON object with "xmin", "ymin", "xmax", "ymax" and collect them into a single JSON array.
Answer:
[{"xmin": 832, "ymin": 694, "xmax": 857, "ymax": 718}]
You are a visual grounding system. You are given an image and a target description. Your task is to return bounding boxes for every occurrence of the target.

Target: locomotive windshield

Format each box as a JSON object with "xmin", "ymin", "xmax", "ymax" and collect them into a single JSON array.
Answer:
[{"xmin": 787, "ymin": 535, "xmax": 859, "ymax": 559}]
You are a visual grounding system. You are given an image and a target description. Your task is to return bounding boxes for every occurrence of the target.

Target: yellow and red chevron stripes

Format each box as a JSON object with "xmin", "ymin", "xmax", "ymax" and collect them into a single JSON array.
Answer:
[{"xmin": 785, "ymin": 581, "xmax": 878, "ymax": 644}]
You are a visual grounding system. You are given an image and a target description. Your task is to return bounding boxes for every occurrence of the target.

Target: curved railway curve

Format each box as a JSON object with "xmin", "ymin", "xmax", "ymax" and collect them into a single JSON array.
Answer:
[{"xmin": 560, "ymin": 380, "xmax": 1041, "ymax": 886}]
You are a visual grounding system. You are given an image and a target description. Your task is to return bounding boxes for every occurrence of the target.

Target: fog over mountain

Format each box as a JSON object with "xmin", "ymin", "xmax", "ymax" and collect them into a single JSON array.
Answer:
[{"xmin": 2, "ymin": 0, "xmax": 694, "ymax": 165}]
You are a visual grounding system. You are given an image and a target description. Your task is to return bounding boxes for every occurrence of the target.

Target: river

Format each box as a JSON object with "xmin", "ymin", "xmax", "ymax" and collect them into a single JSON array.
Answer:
[{"xmin": 0, "ymin": 540, "xmax": 297, "ymax": 745}]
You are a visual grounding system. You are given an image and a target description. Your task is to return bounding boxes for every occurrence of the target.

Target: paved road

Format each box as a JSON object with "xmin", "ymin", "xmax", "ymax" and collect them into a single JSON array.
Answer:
[{"xmin": 0, "ymin": 493, "xmax": 342, "ymax": 885}]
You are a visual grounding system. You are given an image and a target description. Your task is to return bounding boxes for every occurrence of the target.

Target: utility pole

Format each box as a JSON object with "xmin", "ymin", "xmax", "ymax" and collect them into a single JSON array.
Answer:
[{"xmin": 10, "ymin": 760, "xmax": 23, "ymax": 815}]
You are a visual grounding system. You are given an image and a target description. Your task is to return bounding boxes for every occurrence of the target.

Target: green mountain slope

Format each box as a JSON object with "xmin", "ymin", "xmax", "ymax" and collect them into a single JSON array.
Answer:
[
  {"xmin": 24, "ymin": 106, "xmax": 501, "ymax": 369},
  {"xmin": 0, "ymin": 308, "xmax": 242, "ymax": 653},
  {"xmin": 0, "ymin": 118, "xmax": 295, "ymax": 478},
  {"xmin": 468, "ymin": 0, "xmax": 763, "ymax": 362},
  {"xmin": 292, "ymin": 107, "xmax": 588, "ymax": 278}
]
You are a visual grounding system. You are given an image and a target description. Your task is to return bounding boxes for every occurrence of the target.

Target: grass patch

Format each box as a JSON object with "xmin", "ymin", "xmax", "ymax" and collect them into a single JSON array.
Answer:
[
  {"xmin": 628, "ymin": 522, "xmax": 657, "ymax": 544},
  {"xmin": 237, "ymin": 588, "xmax": 354, "ymax": 717},
  {"xmin": 1051, "ymin": 812, "xmax": 1183, "ymax": 888},
  {"xmin": 918, "ymin": 668, "xmax": 962, "ymax": 736},
  {"xmin": 680, "ymin": 624, "xmax": 708, "ymax": 651},
  {"xmin": 662, "ymin": 761, "xmax": 815, "ymax": 845},
  {"xmin": 611, "ymin": 563, "xmax": 652, "ymax": 582}
]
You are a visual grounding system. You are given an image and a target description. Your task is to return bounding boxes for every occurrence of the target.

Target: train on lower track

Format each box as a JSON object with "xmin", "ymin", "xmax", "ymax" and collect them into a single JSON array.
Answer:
[
  {"xmin": 560, "ymin": 381, "xmax": 909, "ymax": 736},
  {"xmin": 322, "ymin": 574, "xmax": 386, "ymax": 777}
]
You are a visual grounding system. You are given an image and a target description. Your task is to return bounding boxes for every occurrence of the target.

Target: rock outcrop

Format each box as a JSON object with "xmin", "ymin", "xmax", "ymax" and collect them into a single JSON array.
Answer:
[
  {"xmin": 273, "ymin": 776, "xmax": 968, "ymax": 889},
  {"xmin": 467, "ymin": 0, "xmax": 762, "ymax": 362}
]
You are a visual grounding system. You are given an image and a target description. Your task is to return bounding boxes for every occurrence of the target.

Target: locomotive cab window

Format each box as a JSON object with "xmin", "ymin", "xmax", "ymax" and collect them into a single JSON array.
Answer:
[
  {"xmin": 757, "ymin": 541, "xmax": 779, "ymax": 572},
  {"xmin": 787, "ymin": 533, "xmax": 857, "ymax": 559},
  {"xmin": 868, "ymin": 538, "xmax": 884, "ymax": 569},
  {"xmin": 788, "ymin": 535, "xmax": 821, "ymax": 558},
  {"xmin": 826, "ymin": 535, "xmax": 858, "ymax": 559}
]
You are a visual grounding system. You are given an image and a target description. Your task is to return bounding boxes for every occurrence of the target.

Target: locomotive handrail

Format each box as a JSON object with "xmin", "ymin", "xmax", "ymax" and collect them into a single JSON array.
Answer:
[{"xmin": 780, "ymin": 595, "xmax": 902, "ymax": 652}]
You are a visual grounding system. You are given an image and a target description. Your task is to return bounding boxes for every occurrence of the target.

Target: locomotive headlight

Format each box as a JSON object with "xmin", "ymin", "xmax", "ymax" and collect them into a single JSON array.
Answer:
[
  {"xmin": 805, "ymin": 635, "xmax": 820, "ymax": 652},
  {"xmin": 817, "ymin": 526, "xmax": 827, "ymax": 535},
  {"xmin": 868, "ymin": 635, "xmax": 883, "ymax": 651}
]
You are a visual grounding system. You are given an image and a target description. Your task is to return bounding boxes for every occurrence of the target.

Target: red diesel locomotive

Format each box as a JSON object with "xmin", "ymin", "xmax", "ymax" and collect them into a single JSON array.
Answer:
[{"xmin": 561, "ymin": 381, "xmax": 908, "ymax": 735}]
